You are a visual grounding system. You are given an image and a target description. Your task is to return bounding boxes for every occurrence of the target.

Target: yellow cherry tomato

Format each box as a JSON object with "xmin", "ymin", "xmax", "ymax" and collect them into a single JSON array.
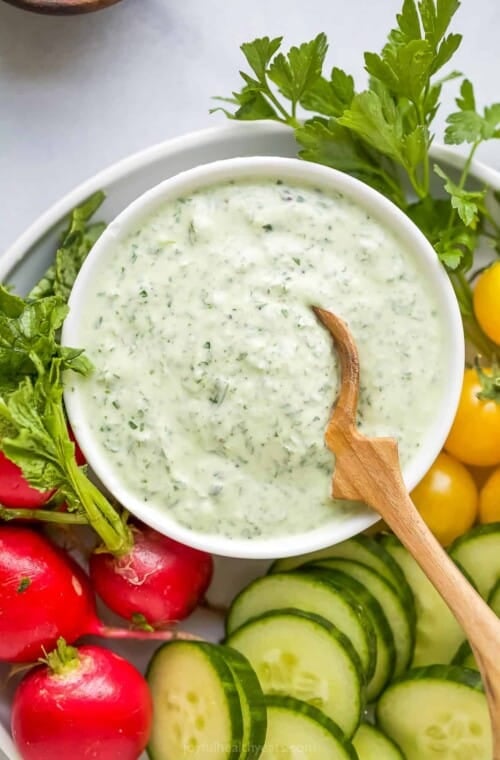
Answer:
[
  {"xmin": 411, "ymin": 451, "xmax": 478, "ymax": 546},
  {"xmin": 479, "ymin": 467, "xmax": 500, "ymax": 524},
  {"xmin": 445, "ymin": 366, "xmax": 500, "ymax": 467},
  {"xmin": 473, "ymin": 262, "xmax": 500, "ymax": 345}
]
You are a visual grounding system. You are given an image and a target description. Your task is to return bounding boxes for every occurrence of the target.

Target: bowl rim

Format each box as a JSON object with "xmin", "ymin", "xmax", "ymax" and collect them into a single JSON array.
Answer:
[
  {"xmin": 1, "ymin": 0, "xmax": 123, "ymax": 14},
  {"xmin": 3, "ymin": 121, "xmax": 500, "ymax": 283},
  {"xmin": 62, "ymin": 154, "xmax": 464, "ymax": 559}
]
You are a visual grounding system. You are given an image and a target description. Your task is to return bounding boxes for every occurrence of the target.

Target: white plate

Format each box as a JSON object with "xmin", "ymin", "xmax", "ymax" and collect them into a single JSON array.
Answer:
[{"xmin": 1, "ymin": 122, "xmax": 499, "ymax": 760}]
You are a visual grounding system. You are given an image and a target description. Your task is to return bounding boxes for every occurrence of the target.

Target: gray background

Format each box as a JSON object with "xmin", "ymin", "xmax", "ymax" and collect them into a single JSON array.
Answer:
[{"xmin": 1, "ymin": 0, "xmax": 500, "ymax": 254}]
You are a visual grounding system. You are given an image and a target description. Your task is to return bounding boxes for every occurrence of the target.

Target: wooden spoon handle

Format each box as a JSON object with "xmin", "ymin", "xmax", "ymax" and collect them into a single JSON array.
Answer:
[
  {"xmin": 382, "ymin": 488, "xmax": 500, "ymax": 757},
  {"xmin": 334, "ymin": 438, "xmax": 500, "ymax": 756}
]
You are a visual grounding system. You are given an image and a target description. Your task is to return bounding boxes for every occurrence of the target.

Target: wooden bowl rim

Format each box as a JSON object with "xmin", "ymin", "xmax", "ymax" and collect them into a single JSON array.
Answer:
[{"xmin": 2, "ymin": 0, "xmax": 123, "ymax": 14}]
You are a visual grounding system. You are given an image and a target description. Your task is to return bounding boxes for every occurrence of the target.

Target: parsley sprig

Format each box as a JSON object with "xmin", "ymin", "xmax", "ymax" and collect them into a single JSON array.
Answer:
[
  {"xmin": 214, "ymin": 0, "xmax": 500, "ymax": 357},
  {"xmin": 0, "ymin": 197, "xmax": 132, "ymax": 555}
]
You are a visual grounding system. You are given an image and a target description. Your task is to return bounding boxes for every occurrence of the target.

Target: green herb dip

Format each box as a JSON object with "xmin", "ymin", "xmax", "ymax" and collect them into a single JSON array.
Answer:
[{"xmin": 71, "ymin": 178, "xmax": 446, "ymax": 540}]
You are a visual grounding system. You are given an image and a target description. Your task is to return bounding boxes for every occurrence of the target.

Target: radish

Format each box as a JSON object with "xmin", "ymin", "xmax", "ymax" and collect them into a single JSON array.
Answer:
[
  {"xmin": 12, "ymin": 638, "xmax": 152, "ymax": 760},
  {"xmin": 0, "ymin": 525, "xmax": 198, "ymax": 663},
  {"xmin": 0, "ymin": 426, "xmax": 83, "ymax": 511},
  {"xmin": 0, "ymin": 450, "xmax": 54, "ymax": 509},
  {"xmin": 89, "ymin": 523, "xmax": 214, "ymax": 626}
]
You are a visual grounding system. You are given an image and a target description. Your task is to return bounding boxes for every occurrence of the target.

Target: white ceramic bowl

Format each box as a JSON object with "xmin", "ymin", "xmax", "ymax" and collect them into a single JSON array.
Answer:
[{"xmin": 62, "ymin": 155, "xmax": 464, "ymax": 559}]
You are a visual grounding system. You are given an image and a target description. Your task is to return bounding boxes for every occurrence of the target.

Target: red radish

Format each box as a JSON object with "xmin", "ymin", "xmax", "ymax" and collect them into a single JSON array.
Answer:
[
  {"xmin": 12, "ymin": 639, "xmax": 152, "ymax": 760},
  {"xmin": 0, "ymin": 525, "xmax": 198, "ymax": 663},
  {"xmin": 0, "ymin": 428, "xmax": 83, "ymax": 510},
  {"xmin": 89, "ymin": 523, "xmax": 213, "ymax": 627},
  {"xmin": 0, "ymin": 451, "xmax": 54, "ymax": 509}
]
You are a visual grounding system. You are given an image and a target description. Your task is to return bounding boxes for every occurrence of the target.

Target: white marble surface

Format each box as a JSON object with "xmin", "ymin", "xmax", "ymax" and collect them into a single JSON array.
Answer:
[{"xmin": 0, "ymin": 0, "xmax": 500, "ymax": 254}]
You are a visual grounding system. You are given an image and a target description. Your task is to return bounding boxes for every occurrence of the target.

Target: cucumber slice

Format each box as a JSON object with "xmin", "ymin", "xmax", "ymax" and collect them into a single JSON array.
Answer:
[
  {"xmin": 225, "ymin": 571, "xmax": 376, "ymax": 682},
  {"xmin": 261, "ymin": 696, "xmax": 358, "ymax": 760},
  {"xmin": 451, "ymin": 641, "xmax": 478, "ymax": 671},
  {"xmin": 311, "ymin": 558, "xmax": 414, "ymax": 677},
  {"xmin": 221, "ymin": 646, "xmax": 267, "ymax": 760},
  {"xmin": 147, "ymin": 641, "xmax": 243, "ymax": 760},
  {"xmin": 376, "ymin": 665, "xmax": 491, "ymax": 760},
  {"xmin": 449, "ymin": 522, "xmax": 500, "ymax": 598},
  {"xmin": 488, "ymin": 577, "xmax": 500, "ymax": 615},
  {"xmin": 306, "ymin": 567, "xmax": 396, "ymax": 701},
  {"xmin": 352, "ymin": 723, "xmax": 404, "ymax": 760},
  {"xmin": 270, "ymin": 536, "xmax": 414, "ymax": 610},
  {"xmin": 381, "ymin": 535, "xmax": 465, "ymax": 667},
  {"xmin": 226, "ymin": 608, "xmax": 363, "ymax": 738}
]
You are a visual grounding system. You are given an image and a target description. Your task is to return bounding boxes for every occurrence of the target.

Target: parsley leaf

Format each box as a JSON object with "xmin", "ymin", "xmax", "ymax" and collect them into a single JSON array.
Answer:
[
  {"xmin": 0, "ymin": 361, "xmax": 130, "ymax": 554},
  {"xmin": 435, "ymin": 225, "xmax": 476, "ymax": 271},
  {"xmin": 434, "ymin": 164, "xmax": 487, "ymax": 227},
  {"xmin": 300, "ymin": 67, "xmax": 355, "ymax": 117},
  {"xmin": 29, "ymin": 191, "xmax": 106, "ymax": 301},
  {"xmin": 0, "ymin": 287, "xmax": 89, "ymax": 381},
  {"xmin": 241, "ymin": 36, "xmax": 283, "ymax": 83},
  {"xmin": 338, "ymin": 91, "xmax": 404, "ymax": 164},
  {"xmin": 0, "ymin": 275, "xmax": 128, "ymax": 553},
  {"xmin": 216, "ymin": 0, "xmax": 500, "ymax": 358},
  {"xmin": 445, "ymin": 79, "xmax": 500, "ymax": 144},
  {"xmin": 296, "ymin": 117, "xmax": 405, "ymax": 205},
  {"xmin": 267, "ymin": 33, "xmax": 328, "ymax": 116},
  {"xmin": 455, "ymin": 78, "xmax": 475, "ymax": 111},
  {"xmin": 365, "ymin": 39, "xmax": 435, "ymax": 107}
]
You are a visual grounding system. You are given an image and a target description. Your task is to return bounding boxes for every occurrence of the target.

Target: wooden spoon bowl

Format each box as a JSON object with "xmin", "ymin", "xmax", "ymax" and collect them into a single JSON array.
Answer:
[{"xmin": 2, "ymin": 0, "xmax": 123, "ymax": 14}]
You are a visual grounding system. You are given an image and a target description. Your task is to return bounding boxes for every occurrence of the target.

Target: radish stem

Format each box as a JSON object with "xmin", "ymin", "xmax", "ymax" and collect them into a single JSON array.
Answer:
[{"xmin": 0, "ymin": 505, "xmax": 88, "ymax": 524}]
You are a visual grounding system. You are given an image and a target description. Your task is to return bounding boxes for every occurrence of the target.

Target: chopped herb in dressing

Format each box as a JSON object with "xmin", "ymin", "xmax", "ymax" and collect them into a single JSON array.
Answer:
[{"xmin": 72, "ymin": 178, "xmax": 446, "ymax": 540}]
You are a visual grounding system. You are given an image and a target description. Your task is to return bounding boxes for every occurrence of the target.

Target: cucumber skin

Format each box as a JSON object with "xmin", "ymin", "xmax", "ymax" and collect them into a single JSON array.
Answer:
[
  {"xmin": 376, "ymin": 665, "xmax": 489, "ymax": 760},
  {"xmin": 488, "ymin": 577, "xmax": 500, "ymax": 613},
  {"xmin": 220, "ymin": 646, "xmax": 267, "ymax": 760},
  {"xmin": 146, "ymin": 640, "xmax": 244, "ymax": 760},
  {"xmin": 270, "ymin": 535, "xmax": 415, "ymax": 613},
  {"xmin": 378, "ymin": 663, "xmax": 484, "ymax": 692},
  {"xmin": 226, "ymin": 607, "xmax": 365, "ymax": 738},
  {"xmin": 225, "ymin": 570, "xmax": 377, "ymax": 682},
  {"xmin": 324, "ymin": 535, "xmax": 416, "ymax": 611},
  {"xmin": 304, "ymin": 566, "xmax": 397, "ymax": 700},
  {"xmin": 449, "ymin": 522, "xmax": 500, "ymax": 597},
  {"xmin": 380, "ymin": 533, "xmax": 478, "ymax": 666},
  {"xmin": 312, "ymin": 558, "xmax": 416, "ymax": 677},
  {"xmin": 451, "ymin": 641, "xmax": 477, "ymax": 670},
  {"xmin": 226, "ymin": 606, "xmax": 366, "ymax": 690},
  {"xmin": 264, "ymin": 695, "xmax": 358, "ymax": 760}
]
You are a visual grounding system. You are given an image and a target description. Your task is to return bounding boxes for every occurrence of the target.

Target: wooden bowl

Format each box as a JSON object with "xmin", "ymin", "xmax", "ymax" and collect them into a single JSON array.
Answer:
[{"xmin": 2, "ymin": 0, "xmax": 123, "ymax": 13}]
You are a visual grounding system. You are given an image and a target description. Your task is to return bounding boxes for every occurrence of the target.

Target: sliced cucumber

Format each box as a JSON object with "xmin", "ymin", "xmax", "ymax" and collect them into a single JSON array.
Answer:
[
  {"xmin": 146, "ymin": 640, "xmax": 243, "ymax": 760},
  {"xmin": 488, "ymin": 577, "xmax": 500, "ymax": 615},
  {"xmin": 451, "ymin": 641, "xmax": 478, "ymax": 671},
  {"xmin": 306, "ymin": 566, "xmax": 396, "ymax": 701},
  {"xmin": 226, "ymin": 608, "xmax": 363, "ymax": 738},
  {"xmin": 352, "ymin": 723, "xmax": 404, "ymax": 760},
  {"xmin": 377, "ymin": 665, "xmax": 491, "ymax": 760},
  {"xmin": 381, "ymin": 534, "xmax": 465, "ymax": 667},
  {"xmin": 311, "ymin": 558, "xmax": 414, "ymax": 677},
  {"xmin": 449, "ymin": 522, "xmax": 500, "ymax": 598},
  {"xmin": 261, "ymin": 696, "xmax": 358, "ymax": 760},
  {"xmin": 221, "ymin": 646, "xmax": 267, "ymax": 760},
  {"xmin": 270, "ymin": 536, "xmax": 414, "ymax": 609},
  {"xmin": 225, "ymin": 571, "xmax": 376, "ymax": 681}
]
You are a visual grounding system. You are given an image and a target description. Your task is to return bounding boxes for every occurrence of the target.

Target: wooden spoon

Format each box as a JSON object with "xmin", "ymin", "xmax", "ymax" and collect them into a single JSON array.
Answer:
[{"xmin": 312, "ymin": 304, "xmax": 500, "ymax": 756}]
